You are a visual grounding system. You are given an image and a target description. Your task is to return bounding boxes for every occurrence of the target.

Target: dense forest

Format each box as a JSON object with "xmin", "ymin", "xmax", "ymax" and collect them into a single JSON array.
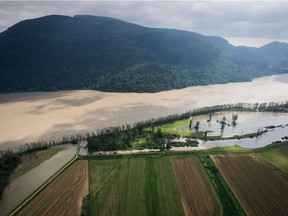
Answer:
[{"xmin": 0, "ymin": 15, "xmax": 287, "ymax": 93}]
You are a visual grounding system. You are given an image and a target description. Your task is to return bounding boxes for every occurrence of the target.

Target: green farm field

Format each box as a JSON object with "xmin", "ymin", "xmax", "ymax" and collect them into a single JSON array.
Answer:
[
  {"xmin": 258, "ymin": 142, "xmax": 288, "ymax": 174},
  {"xmin": 12, "ymin": 141, "xmax": 288, "ymax": 216},
  {"xmin": 89, "ymin": 156, "xmax": 184, "ymax": 216}
]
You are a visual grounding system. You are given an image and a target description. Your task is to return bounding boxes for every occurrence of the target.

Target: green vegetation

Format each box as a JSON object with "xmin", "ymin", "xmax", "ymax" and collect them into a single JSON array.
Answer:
[
  {"xmin": 258, "ymin": 142, "xmax": 288, "ymax": 174},
  {"xmin": 1, "ymin": 15, "xmax": 287, "ymax": 93},
  {"xmin": 89, "ymin": 156, "xmax": 184, "ymax": 216},
  {"xmin": 86, "ymin": 142, "xmax": 288, "ymax": 215},
  {"xmin": 197, "ymin": 154, "xmax": 245, "ymax": 216},
  {"xmin": 81, "ymin": 195, "xmax": 89, "ymax": 216},
  {"xmin": 89, "ymin": 159, "xmax": 128, "ymax": 215},
  {"xmin": 87, "ymin": 102, "xmax": 288, "ymax": 153},
  {"xmin": 210, "ymin": 145, "xmax": 251, "ymax": 153},
  {"xmin": 2, "ymin": 102, "xmax": 288, "ymax": 213},
  {"xmin": 151, "ymin": 121, "xmax": 268, "ymax": 141},
  {"xmin": 210, "ymin": 141, "xmax": 288, "ymax": 154},
  {"xmin": 0, "ymin": 151, "xmax": 20, "ymax": 199},
  {"xmin": 86, "ymin": 152, "xmax": 250, "ymax": 215}
]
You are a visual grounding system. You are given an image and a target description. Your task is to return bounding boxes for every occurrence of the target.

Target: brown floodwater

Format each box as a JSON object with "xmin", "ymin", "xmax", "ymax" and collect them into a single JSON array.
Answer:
[
  {"xmin": 0, "ymin": 73, "xmax": 288, "ymax": 151},
  {"xmin": 0, "ymin": 74, "xmax": 287, "ymax": 215}
]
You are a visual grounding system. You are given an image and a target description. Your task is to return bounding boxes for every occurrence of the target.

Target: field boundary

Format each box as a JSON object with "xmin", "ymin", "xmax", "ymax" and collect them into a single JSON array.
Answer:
[
  {"xmin": 9, "ymin": 149, "xmax": 79, "ymax": 216},
  {"xmin": 170, "ymin": 157, "xmax": 186, "ymax": 214}
]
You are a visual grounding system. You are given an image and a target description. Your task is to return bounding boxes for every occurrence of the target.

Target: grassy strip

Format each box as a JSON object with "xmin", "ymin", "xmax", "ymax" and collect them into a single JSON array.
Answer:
[
  {"xmin": 207, "ymin": 130, "xmax": 268, "ymax": 141},
  {"xmin": 147, "ymin": 125, "xmax": 268, "ymax": 141},
  {"xmin": 12, "ymin": 147, "xmax": 63, "ymax": 180},
  {"xmin": 81, "ymin": 195, "xmax": 89, "ymax": 216},
  {"xmin": 196, "ymin": 154, "xmax": 245, "ymax": 216},
  {"xmin": 209, "ymin": 141, "xmax": 288, "ymax": 154},
  {"xmin": 82, "ymin": 141, "xmax": 288, "ymax": 161},
  {"xmin": 258, "ymin": 142, "xmax": 288, "ymax": 174}
]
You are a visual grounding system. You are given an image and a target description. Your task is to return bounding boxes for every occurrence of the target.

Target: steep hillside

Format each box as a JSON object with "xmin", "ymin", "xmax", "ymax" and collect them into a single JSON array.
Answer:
[{"xmin": 0, "ymin": 15, "xmax": 287, "ymax": 92}]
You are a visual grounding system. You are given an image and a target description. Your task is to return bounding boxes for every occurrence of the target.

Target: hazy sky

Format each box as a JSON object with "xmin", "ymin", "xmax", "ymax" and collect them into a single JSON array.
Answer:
[{"xmin": 0, "ymin": 0, "xmax": 287, "ymax": 47}]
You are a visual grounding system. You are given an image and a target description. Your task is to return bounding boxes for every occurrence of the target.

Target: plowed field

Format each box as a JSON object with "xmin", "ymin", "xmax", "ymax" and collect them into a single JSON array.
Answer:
[
  {"xmin": 211, "ymin": 154, "xmax": 288, "ymax": 216},
  {"xmin": 172, "ymin": 157, "xmax": 221, "ymax": 216},
  {"xmin": 17, "ymin": 160, "xmax": 88, "ymax": 216}
]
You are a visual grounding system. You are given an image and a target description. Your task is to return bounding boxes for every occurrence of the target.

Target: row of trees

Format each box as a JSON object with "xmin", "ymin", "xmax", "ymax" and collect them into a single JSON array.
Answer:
[
  {"xmin": 1, "ymin": 101, "xmax": 287, "ymax": 199},
  {"xmin": 0, "ymin": 133, "xmax": 85, "ymax": 199},
  {"xmin": 0, "ymin": 151, "xmax": 21, "ymax": 199},
  {"xmin": 86, "ymin": 101, "xmax": 288, "ymax": 153}
]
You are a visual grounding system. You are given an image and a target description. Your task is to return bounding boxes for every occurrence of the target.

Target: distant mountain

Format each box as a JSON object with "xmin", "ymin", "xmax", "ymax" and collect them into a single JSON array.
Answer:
[{"xmin": 0, "ymin": 15, "xmax": 287, "ymax": 93}]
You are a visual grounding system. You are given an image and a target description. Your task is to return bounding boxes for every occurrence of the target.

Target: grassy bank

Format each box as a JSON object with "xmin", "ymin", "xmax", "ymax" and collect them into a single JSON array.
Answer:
[
  {"xmin": 11, "ymin": 147, "xmax": 63, "ymax": 180},
  {"xmin": 258, "ymin": 142, "xmax": 288, "ymax": 174}
]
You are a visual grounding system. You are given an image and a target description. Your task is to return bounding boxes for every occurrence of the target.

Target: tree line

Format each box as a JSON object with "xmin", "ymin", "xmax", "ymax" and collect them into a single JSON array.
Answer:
[
  {"xmin": 0, "ymin": 101, "xmax": 287, "ymax": 199},
  {"xmin": 86, "ymin": 101, "xmax": 288, "ymax": 153}
]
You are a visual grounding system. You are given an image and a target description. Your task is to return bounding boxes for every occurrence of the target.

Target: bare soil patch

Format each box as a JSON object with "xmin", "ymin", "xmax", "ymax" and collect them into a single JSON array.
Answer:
[{"xmin": 172, "ymin": 157, "xmax": 221, "ymax": 216}]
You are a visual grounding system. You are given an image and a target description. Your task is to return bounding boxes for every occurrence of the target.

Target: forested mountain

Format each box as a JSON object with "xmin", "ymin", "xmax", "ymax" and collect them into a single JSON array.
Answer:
[{"xmin": 0, "ymin": 15, "xmax": 287, "ymax": 92}]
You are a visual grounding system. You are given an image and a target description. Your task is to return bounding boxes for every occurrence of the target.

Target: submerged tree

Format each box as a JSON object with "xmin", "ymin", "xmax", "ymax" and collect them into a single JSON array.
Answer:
[
  {"xmin": 194, "ymin": 121, "xmax": 200, "ymax": 131},
  {"xmin": 207, "ymin": 114, "xmax": 212, "ymax": 122},
  {"xmin": 189, "ymin": 118, "xmax": 193, "ymax": 130},
  {"xmin": 232, "ymin": 114, "xmax": 238, "ymax": 126},
  {"xmin": 220, "ymin": 116, "xmax": 227, "ymax": 131}
]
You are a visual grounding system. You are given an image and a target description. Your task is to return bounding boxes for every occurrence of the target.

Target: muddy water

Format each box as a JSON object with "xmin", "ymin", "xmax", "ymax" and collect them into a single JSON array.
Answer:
[
  {"xmin": 0, "ymin": 74, "xmax": 287, "ymax": 215},
  {"xmin": 0, "ymin": 145, "xmax": 77, "ymax": 216},
  {"xmin": 0, "ymin": 73, "xmax": 288, "ymax": 151}
]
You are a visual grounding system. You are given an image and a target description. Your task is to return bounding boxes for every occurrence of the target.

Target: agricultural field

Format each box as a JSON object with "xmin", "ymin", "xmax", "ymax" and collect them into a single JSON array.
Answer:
[
  {"xmin": 89, "ymin": 156, "xmax": 184, "ymax": 216},
  {"xmin": 211, "ymin": 154, "xmax": 288, "ymax": 216},
  {"xmin": 258, "ymin": 142, "xmax": 288, "ymax": 174},
  {"xmin": 10, "ymin": 141, "xmax": 288, "ymax": 216},
  {"xmin": 17, "ymin": 160, "xmax": 88, "ymax": 216},
  {"xmin": 172, "ymin": 157, "xmax": 221, "ymax": 216}
]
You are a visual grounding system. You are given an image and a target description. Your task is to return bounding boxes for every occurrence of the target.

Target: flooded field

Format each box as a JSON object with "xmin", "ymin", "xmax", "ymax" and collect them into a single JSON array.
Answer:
[
  {"xmin": 0, "ymin": 74, "xmax": 287, "ymax": 215},
  {"xmin": 0, "ymin": 145, "xmax": 77, "ymax": 216},
  {"xmin": 0, "ymin": 73, "xmax": 288, "ymax": 151},
  {"xmin": 178, "ymin": 112, "xmax": 288, "ymax": 137}
]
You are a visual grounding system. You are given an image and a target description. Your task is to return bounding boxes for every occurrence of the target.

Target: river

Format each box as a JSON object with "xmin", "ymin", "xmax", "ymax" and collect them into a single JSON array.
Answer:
[
  {"xmin": 0, "ymin": 73, "xmax": 287, "ymax": 215},
  {"xmin": 0, "ymin": 73, "xmax": 288, "ymax": 151}
]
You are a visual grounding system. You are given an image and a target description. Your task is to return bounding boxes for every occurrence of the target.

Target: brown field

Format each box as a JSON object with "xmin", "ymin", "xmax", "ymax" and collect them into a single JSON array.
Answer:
[
  {"xmin": 17, "ymin": 160, "xmax": 88, "ymax": 216},
  {"xmin": 211, "ymin": 154, "xmax": 288, "ymax": 216},
  {"xmin": 172, "ymin": 157, "xmax": 221, "ymax": 216}
]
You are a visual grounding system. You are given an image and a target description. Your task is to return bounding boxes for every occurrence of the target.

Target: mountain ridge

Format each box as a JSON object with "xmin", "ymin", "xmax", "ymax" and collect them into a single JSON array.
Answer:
[{"xmin": 0, "ymin": 15, "xmax": 287, "ymax": 93}]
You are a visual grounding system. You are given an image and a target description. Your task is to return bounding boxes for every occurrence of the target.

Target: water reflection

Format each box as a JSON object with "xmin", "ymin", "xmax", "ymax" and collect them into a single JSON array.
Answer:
[
  {"xmin": 177, "ymin": 112, "xmax": 288, "ymax": 137},
  {"xmin": 173, "ymin": 112, "xmax": 288, "ymax": 150}
]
